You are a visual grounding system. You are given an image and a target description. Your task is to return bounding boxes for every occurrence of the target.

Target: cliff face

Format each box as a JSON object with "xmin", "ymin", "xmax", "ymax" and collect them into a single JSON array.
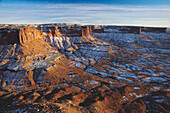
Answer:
[
  {"xmin": 0, "ymin": 29, "xmax": 20, "ymax": 45},
  {"xmin": 0, "ymin": 26, "xmax": 62, "ymax": 45},
  {"xmin": 142, "ymin": 27, "xmax": 167, "ymax": 33},
  {"xmin": 92, "ymin": 26, "xmax": 105, "ymax": 33},
  {"xmin": 45, "ymin": 26, "xmax": 63, "ymax": 37},
  {"xmin": 19, "ymin": 26, "xmax": 41, "ymax": 44},
  {"xmin": 47, "ymin": 29, "xmax": 53, "ymax": 37},
  {"xmin": 119, "ymin": 27, "xmax": 141, "ymax": 34},
  {"xmin": 0, "ymin": 25, "xmax": 169, "ymax": 113},
  {"xmin": 82, "ymin": 26, "xmax": 92, "ymax": 37},
  {"xmin": 53, "ymin": 26, "xmax": 63, "ymax": 37}
]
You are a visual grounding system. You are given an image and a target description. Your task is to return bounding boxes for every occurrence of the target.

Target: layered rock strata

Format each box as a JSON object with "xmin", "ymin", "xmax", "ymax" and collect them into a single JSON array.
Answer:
[
  {"xmin": 19, "ymin": 26, "xmax": 42, "ymax": 44},
  {"xmin": 0, "ymin": 25, "xmax": 169, "ymax": 113},
  {"xmin": 82, "ymin": 26, "xmax": 92, "ymax": 37},
  {"xmin": 53, "ymin": 26, "xmax": 63, "ymax": 37}
]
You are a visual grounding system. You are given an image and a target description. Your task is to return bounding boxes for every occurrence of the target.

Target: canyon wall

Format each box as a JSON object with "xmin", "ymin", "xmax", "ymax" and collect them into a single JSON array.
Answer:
[
  {"xmin": 142, "ymin": 27, "xmax": 167, "ymax": 33},
  {"xmin": 53, "ymin": 26, "xmax": 63, "ymax": 37},
  {"xmin": 119, "ymin": 27, "xmax": 141, "ymax": 34},
  {"xmin": 19, "ymin": 26, "xmax": 42, "ymax": 44},
  {"xmin": 82, "ymin": 26, "xmax": 92, "ymax": 37},
  {"xmin": 0, "ymin": 25, "xmax": 168, "ymax": 45},
  {"xmin": 0, "ymin": 26, "xmax": 64, "ymax": 45},
  {"xmin": 0, "ymin": 26, "xmax": 42, "ymax": 45},
  {"xmin": 0, "ymin": 29, "xmax": 20, "ymax": 45}
]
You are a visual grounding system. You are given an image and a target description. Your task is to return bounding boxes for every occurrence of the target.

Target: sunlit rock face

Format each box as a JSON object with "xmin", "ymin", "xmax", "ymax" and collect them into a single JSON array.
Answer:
[
  {"xmin": 0, "ymin": 25, "xmax": 169, "ymax": 112},
  {"xmin": 19, "ymin": 26, "xmax": 42, "ymax": 44}
]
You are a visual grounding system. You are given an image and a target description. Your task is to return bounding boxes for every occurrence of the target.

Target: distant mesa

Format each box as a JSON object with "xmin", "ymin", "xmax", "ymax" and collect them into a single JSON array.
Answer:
[
  {"xmin": 0, "ymin": 24, "xmax": 168, "ymax": 45},
  {"xmin": 142, "ymin": 27, "xmax": 167, "ymax": 33},
  {"xmin": 167, "ymin": 28, "xmax": 170, "ymax": 35},
  {"xmin": 118, "ymin": 26, "xmax": 141, "ymax": 34},
  {"xmin": 92, "ymin": 26, "xmax": 105, "ymax": 33}
]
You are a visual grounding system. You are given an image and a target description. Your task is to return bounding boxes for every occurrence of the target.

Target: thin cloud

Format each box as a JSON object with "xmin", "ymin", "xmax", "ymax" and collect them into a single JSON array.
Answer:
[{"xmin": 0, "ymin": 3, "xmax": 170, "ymax": 27}]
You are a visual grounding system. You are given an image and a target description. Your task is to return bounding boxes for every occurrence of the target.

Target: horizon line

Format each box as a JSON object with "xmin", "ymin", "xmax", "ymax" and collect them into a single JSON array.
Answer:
[{"xmin": 1, "ymin": 23, "xmax": 169, "ymax": 28}]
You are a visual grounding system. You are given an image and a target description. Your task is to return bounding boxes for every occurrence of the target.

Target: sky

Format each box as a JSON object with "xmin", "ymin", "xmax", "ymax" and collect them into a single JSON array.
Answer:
[{"xmin": 0, "ymin": 0, "xmax": 170, "ymax": 27}]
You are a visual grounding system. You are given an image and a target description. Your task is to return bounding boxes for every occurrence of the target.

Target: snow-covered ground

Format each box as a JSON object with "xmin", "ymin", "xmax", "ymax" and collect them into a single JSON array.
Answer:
[{"xmin": 0, "ymin": 27, "xmax": 169, "ymax": 112}]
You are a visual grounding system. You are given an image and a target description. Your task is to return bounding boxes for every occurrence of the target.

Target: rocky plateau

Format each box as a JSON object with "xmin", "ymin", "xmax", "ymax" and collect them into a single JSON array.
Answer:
[{"xmin": 0, "ymin": 24, "xmax": 169, "ymax": 113}]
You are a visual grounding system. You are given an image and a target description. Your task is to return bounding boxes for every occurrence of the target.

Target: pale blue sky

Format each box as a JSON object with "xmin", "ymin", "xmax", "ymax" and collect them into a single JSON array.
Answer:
[{"xmin": 0, "ymin": 0, "xmax": 170, "ymax": 27}]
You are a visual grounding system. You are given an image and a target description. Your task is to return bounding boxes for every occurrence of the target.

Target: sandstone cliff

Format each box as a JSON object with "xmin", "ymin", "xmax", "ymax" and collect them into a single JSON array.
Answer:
[
  {"xmin": 0, "ymin": 26, "xmax": 63, "ymax": 45},
  {"xmin": 119, "ymin": 27, "xmax": 141, "ymax": 34},
  {"xmin": 47, "ymin": 29, "xmax": 53, "ymax": 37},
  {"xmin": 19, "ymin": 26, "xmax": 41, "ymax": 44},
  {"xmin": 82, "ymin": 26, "xmax": 91, "ymax": 37},
  {"xmin": 0, "ymin": 25, "xmax": 169, "ymax": 113},
  {"xmin": 46, "ymin": 26, "xmax": 63, "ymax": 37},
  {"xmin": 53, "ymin": 26, "xmax": 63, "ymax": 37}
]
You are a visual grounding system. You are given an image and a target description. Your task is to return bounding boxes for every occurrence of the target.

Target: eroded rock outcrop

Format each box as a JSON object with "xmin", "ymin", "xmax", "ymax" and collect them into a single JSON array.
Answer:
[
  {"xmin": 0, "ymin": 24, "xmax": 169, "ymax": 113},
  {"xmin": 45, "ymin": 26, "xmax": 63, "ymax": 37},
  {"xmin": 53, "ymin": 26, "xmax": 63, "ymax": 37},
  {"xmin": 47, "ymin": 29, "xmax": 53, "ymax": 37},
  {"xmin": 19, "ymin": 26, "xmax": 41, "ymax": 44},
  {"xmin": 82, "ymin": 26, "xmax": 92, "ymax": 37},
  {"xmin": 92, "ymin": 26, "xmax": 105, "ymax": 33},
  {"xmin": 0, "ymin": 26, "xmax": 64, "ymax": 45}
]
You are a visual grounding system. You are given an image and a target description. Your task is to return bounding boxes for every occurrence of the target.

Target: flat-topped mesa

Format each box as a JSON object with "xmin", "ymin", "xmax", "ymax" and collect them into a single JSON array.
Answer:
[
  {"xmin": 142, "ymin": 27, "xmax": 167, "ymax": 33},
  {"xmin": 92, "ymin": 26, "xmax": 105, "ymax": 33},
  {"xmin": 19, "ymin": 26, "xmax": 41, "ymax": 44},
  {"xmin": 119, "ymin": 26, "xmax": 141, "ymax": 34},
  {"xmin": 81, "ymin": 26, "xmax": 92, "ymax": 37},
  {"xmin": 129, "ymin": 27, "xmax": 141, "ymax": 34}
]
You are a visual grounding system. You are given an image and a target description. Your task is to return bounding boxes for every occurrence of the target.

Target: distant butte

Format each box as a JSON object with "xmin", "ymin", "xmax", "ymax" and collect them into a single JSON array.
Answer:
[{"xmin": 0, "ymin": 25, "xmax": 167, "ymax": 45}]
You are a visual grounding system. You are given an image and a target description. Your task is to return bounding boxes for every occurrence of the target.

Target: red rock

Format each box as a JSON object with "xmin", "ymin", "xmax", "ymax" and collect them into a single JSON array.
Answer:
[
  {"xmin": 53, "ymin": 26, "xmax": 63, "ymax": 37},
  {"xmin": 25, "ymin": 70, "xmax": 36, "ymax": 87},
  {"xmin": 0, "ymin": 91, "xmax": 5, "ymax": 96},
  {"xmin": 82, "ymin": 26, "xmax": 92, "ymax": 37},
  {"xmin": 19, "ymin": 95, "xmax": 24, "ymax": 100},
  {"xmin": 92, "ymin": 26, "xmax": 105, "ymax": 33},
  {"xmin": 19, "ymin": 26, "xmax": 41, "ymax": 44},
  {"xmin": 122, "ymin": 99, "xmax": 146, "ymax": 113},
  {"xmin": 11, "ymin": 80, "xmax": 15, "ymax": 85},
  {"xmin": 2, "ymin": 81, "xmax": 12, "ymax": 92},
  {"xmin": 47, "ymin": 29, "xmax": 53, "ymax": 37}
]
